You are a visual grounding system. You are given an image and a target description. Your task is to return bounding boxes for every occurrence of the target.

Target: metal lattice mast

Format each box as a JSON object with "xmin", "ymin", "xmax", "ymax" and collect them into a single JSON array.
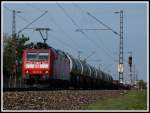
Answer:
[
  {"xmin": 119, "ymin": 10, "xmax": 124, "ymax": 83},
  {"xmin": 11, "ymin": 10, "xmax": 21, "ymax": 88},
  {"xmin": 12, "ymin": 10, "xmax": 16, "ymax": 39},
  {"xmin": 12, "ymin": 10, "xmax": 17, "ymax": 88}
]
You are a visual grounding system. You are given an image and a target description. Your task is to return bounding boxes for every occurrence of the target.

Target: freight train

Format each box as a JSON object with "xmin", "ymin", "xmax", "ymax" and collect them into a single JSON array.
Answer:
[{"xmin": 22, "ymin": 42, "xmax": 130, "ymax": 89}]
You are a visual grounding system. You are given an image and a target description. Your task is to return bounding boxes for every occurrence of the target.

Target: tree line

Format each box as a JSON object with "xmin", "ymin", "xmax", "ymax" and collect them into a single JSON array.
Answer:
[{"xmin": 3, "ymin": 33, "xmax": 29, "ymax": 78}]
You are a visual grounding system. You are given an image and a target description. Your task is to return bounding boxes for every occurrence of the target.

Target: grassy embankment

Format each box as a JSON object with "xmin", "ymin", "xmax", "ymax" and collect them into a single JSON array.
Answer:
[{"xmin": 83, "ymin": 90, "xmax": 147, "ymax": 110}]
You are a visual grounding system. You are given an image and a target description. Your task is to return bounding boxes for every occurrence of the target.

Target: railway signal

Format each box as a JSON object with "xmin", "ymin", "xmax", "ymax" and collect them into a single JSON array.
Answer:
[{"xmin": 128, "ymin": 52, "xmax": 133, "ymax": 85}]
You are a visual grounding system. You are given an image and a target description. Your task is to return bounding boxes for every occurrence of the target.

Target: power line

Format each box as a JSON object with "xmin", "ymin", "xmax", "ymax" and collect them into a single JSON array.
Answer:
[
  {"xmin": 95, "ymin": 33, "xmax": 128, "ymax": 64},
  {"xmin": 73, "ymin": 3, "xmax": 118, "ymax": 36},
  {"xmin": 4, "ymin": 5, "xmax": 30, "ymax": 23},
  {"xmin": 24, "ymin": 27, "xmax": 80, "ymax": 52},
  {"xmin": 94, "ymin": 31, "xmax": 117, "ymax": 57},
  {"xmin": 56, "ymin": 3, "xmax": 101, "ymax": 56},
  {"xmin": 86, "ymin": 10, "xmax": 124, "ymax": 83},
  {"xmin": 25, "ymin": 3, "xmax": 48, "ymax": 12},
  {"xmin": 3, "ymin": 5, "xmax": 12, "ymax": 12},
  {"xmin": 53, "ymin": 19, "xmax": 81, "ymax": 48},
  {"xmin": 72, "ymin": 4, "xmax": 118, "ymax": 60},
  {"xmin": 46, "ymin": 12, "xmax": 82, "ymax": 50},
  {"xmin": 4, "ymin": 3, "xmax": 80, "ymax": 55},
  {"xmin": 57, "ymin": 3, "xmax": 96, "ymax": 47},
  {"xmin": 57, "ymin": 3, "xmax": 109, "ymax": 56},
  {"xmin": 4, "ymin": 4, "xmax": 125, "ymax": 65},
  {"xmin": 56, "ymin": 3, "xmax": 117, "ymax": 61},
  {"xmin": 87, "ymin": 12, "xmax": 120, "ymax": 36},
  {"xmin": 72, "ymin": 4, "xmax": 118, "ymax": 59},
  {"xmin": 81, "ymin": 30, "xmax": 117, "ymax": 61},
  {"xmin": 49, "ymin": 33, "xmax": 79, "ymax": 52},
  {"xmin": 18, "ymin": 11, "xmax": 48, "ymax": 34},
  {"xmin": 72, "ymin": 4, "xmax": 129, "ymax": 64},
  {"xmin": 4, "ymin": 5, "xmax": 57, "ymax": 51},
  {"xmin": 72, "ymin": 3, "xmax": 85, "ymax": 14},
  {"xmin": 26, "ymin": 4, "xmax": 81, "ymax": 54},
  {"xmin": 27, "ymin": 4, "xmax": 101, "ymax": 60},
  {"xmin": 17, "ymin": 15, "xmax": 30, "ymax": 23},
  {"xmin": 76, "ymin": 8, "xmax": 127, "ymax": 77},
  {"xmin": 56, "ymin": 4, "xmax": 87, "ymax": 37},
  {"xmin": 56, "ymin": 3, "xmax": 81, "ymax": 30}
]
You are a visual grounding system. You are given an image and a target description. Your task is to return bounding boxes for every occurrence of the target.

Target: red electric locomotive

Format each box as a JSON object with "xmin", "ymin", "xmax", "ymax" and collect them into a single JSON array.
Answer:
[{"xmin": 22, "ymin": 48, "xmax": 55, "ymax": 82}]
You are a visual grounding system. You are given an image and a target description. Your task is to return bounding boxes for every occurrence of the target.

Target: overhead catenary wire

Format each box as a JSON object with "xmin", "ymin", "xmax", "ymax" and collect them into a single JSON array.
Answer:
[
  {"xmin": 72, "ymin": 4, "xmax": 130, "ymax": 64},
  {"xmin": 73, "ymin": 3, "xmax": 117, "ymax": 33},
  {"xmin": 4, "ymin": 4, "xmax": 80, "ymax": 56},
  {"xmin": 2, "ymin": 3, "xmax": 131, "ymax": 71},
  {"xmin": 56, "ymin": 3, "xmax": 95, "ymax": 49},
  {"xmin": 27, "ymin": 3, "xmax": 98, "ymax": 59},
  {"xmin": 87, "ymin": 12, "xmax": 120, "ymax": 36},
  {"xmin": 18, "ymin": 11, "xmax": 48, "ymax": 34},
  {"xmin": 56, "ymin": 3, "xmax": 81, "ymax": 30},
  {"xmin": 73, "ymin": 4, "xmax": 118, "ymax": 58},
  {"xmin": 57, "ymin": 3, "xmax": 118, "ymax": 62},
  {"xmin": 3, "ymin": 5, "xmax": 30, "ymax": 24},
  {"xmin": 56, "ymin": 3, "xmax": 93, "ymax": 42},
  {"xmin": 56, "ymin": 4, "xmax": 106, "ymax": 55},
  {"xmin": 4, "ymin": 4, "xmax": 117, "ymax": 62},
  {"xmin": 56, "ymin": 3, "xmax": 99, "ymax": 54},
  {"xmin": 26, "ymin": 4, "xmax": 81, "ymax": 54},
  {"xmin": 4, "ymin": 5, "xmax": 49, "ymax": 35},
  {"xmin": 25, "ymin": 3, "xmax": 48, "ymax": 12},
  {"xmin": 72, "ymin": 3, "xmax": 86, "ymax": 14},
  {"xmin": 4, "ymin": 4, "xmax": 120, "ymax": 62},
  {"xmin": 16, "ymin": 14, "xmax": 31, "ymax": 23},
  {"xmin": 94, "ymin": 31, "xmax": 117, "ymax": 56},
  {"xmin": 73, "ymin": 3, "xmax": 120, "ymax": 37},
  {"xmin": 3, "ymin": 5, "xmax": 12, "ymax": 12},
  {"xmin": 46, "ymin": 14, "xmax": 82, "ymax": 50},
  {"xmin": 49, "ymin": 33, "xmax": 79, "ymax": 53},
  {"xmin": 4, "ymin": 4, "xmax": 125, "ymax": 62}
]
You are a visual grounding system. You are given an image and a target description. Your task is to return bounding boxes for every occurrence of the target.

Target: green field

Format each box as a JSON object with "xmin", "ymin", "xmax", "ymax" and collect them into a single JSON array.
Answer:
[{"xmin": 83, "ymin": 90, "xmax": 147, "ymax": 110}]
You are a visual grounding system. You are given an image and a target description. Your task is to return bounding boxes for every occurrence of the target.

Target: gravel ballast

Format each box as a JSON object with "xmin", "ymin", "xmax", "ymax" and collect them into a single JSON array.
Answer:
[{"xmin": 3, "ymin": 90, "xmax": 123, "ymax": 110}]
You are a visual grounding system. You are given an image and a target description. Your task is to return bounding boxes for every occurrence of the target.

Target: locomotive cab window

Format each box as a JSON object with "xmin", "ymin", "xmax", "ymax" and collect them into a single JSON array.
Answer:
[
  {"xmin": 27, "ymin": 52, "xmax": 37, "ymax": 60},
  {"xmin": 38, "ymin": 52, "xmax": 49, "ymax": 60},
  {"xmin": 27, "ymin": 52, "xmax": 49, "ymax": 60}
]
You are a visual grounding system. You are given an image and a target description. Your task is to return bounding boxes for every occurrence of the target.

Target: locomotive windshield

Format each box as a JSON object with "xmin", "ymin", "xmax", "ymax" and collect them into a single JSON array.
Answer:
[{"xmin": 27, "ymin": 52, "xmax": 49, "ymax": 60}]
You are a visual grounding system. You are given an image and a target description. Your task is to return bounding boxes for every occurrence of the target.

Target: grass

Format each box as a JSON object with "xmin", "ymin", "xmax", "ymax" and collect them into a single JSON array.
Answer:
[{"xmin": 83, "ymin": 90, "xmax": 147, "ymax": 110}]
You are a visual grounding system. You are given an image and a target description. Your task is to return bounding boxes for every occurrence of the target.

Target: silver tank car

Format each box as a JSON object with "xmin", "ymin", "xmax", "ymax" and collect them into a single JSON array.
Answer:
[{"xmin": 66, "ymin": 54, "xmax": 113, "ymax": 83}]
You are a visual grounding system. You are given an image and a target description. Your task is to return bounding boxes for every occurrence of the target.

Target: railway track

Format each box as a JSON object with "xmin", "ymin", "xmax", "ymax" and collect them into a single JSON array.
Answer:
[
  {"xmin": 3, "ymin": 87, "xmax": 111, "ymax": 92},
  {"xmin": 3, "ymin": 88, "xmax": 50, "ymax": 92}
]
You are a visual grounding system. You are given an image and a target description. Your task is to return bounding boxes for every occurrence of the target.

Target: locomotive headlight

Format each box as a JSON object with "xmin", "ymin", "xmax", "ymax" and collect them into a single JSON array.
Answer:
[
  {"xmin": 26, "ymin": 70, "xmax": 29, "ymax": 74},
  {"xmin": 40, "ymin": 64, "xmax": 48, "ymax": 68},
  {"xmin": 45, "ymin": 70, "xmax": 48, "ymax": 74},
  {"xmin": 26, "ymin": 64, "xmax": 34, "ymax": 68}
]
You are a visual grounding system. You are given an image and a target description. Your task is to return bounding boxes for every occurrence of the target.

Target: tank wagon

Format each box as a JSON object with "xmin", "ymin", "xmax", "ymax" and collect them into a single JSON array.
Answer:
[{"xmin": 22, "ymin": 42, "xmax": 120, "ymax": 89}]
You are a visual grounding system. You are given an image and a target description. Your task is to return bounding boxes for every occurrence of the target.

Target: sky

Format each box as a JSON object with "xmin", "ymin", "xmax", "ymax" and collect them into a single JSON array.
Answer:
[{"xmin": 2, "ymin": 1, "xmax": 148, "ymax": 82}]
